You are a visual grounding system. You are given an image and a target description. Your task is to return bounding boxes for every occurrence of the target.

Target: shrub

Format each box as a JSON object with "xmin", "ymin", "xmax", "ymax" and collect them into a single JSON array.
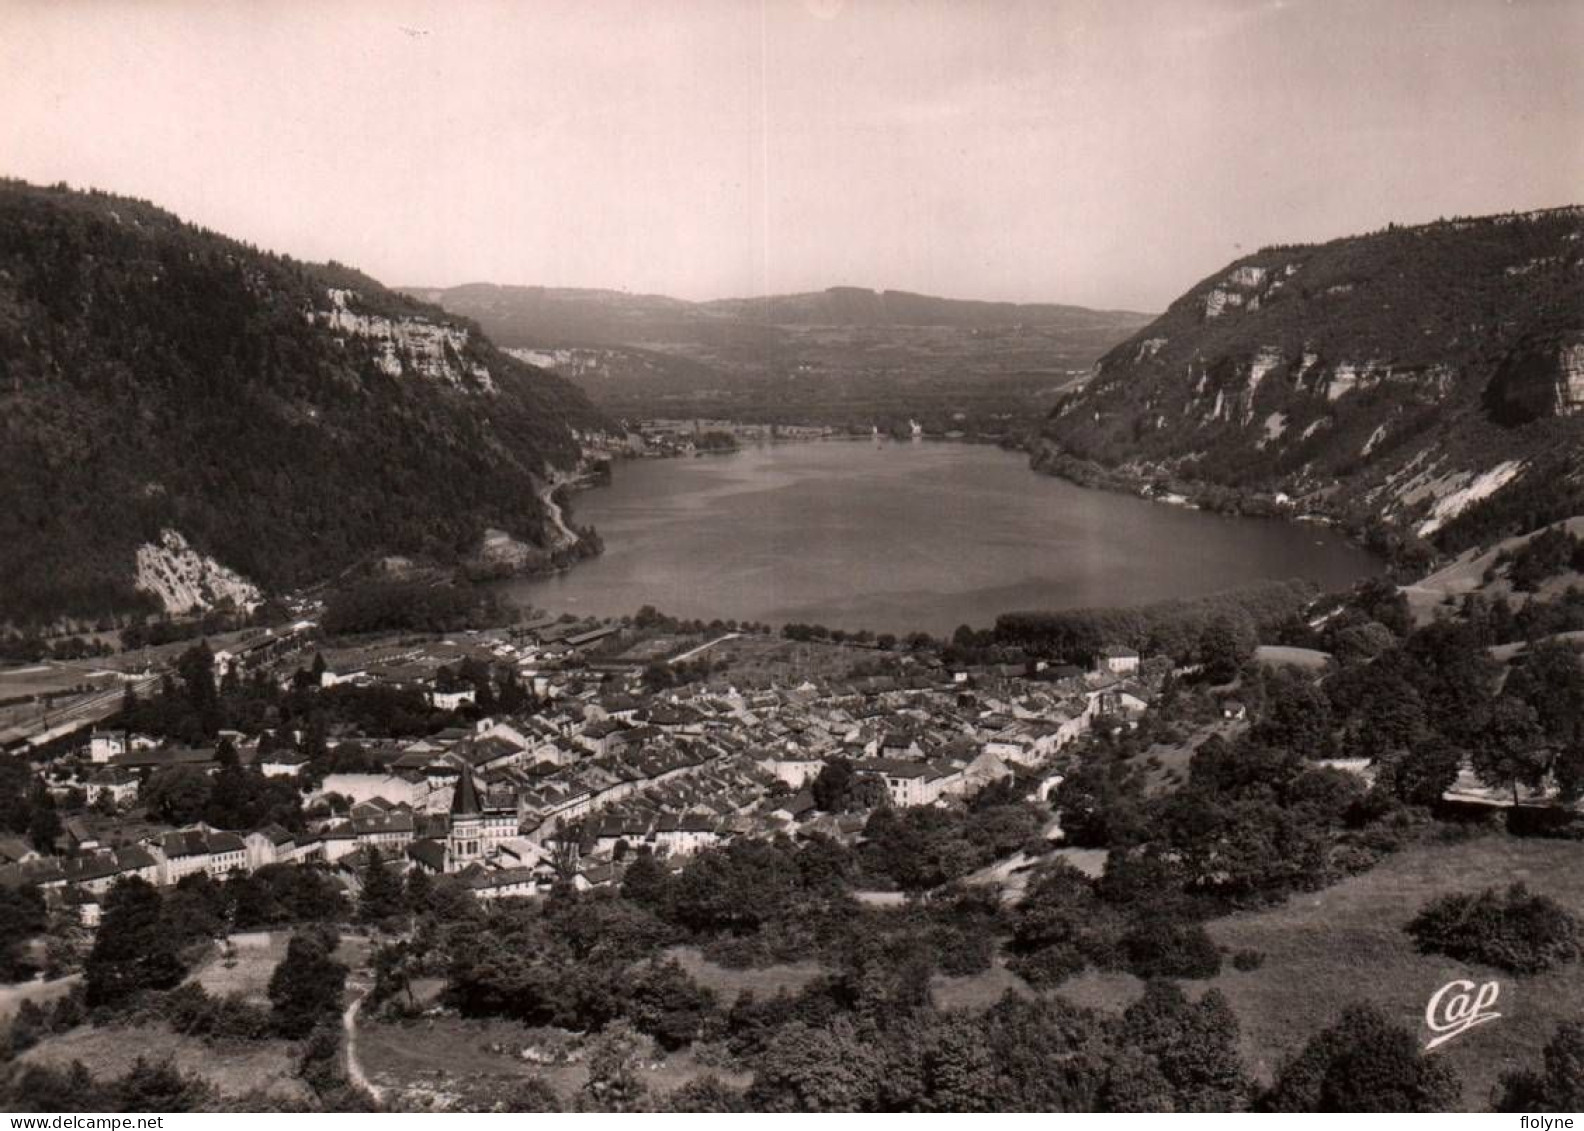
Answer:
[
  {"xmin": 1231, "ymin": 949, "xmax": 1266, "ymax": 972},
  {"xmin": 932, "ymin": 925, "xmax": 994, "ymax": 976},
  {"xmin": 160, "ymin": 983, "xmax": 275, "ymax": 1041},
  {"xmin": 1405, "ymin": 883, "xmax": 1581, "ymax": 974},
  {"xmin": 1121, "ymin": 918, "xmax": 1222, "ymax": 979},
  {"xmin": 1006, "ymin": 944, "xmax": 1087, "ymax": 988}
]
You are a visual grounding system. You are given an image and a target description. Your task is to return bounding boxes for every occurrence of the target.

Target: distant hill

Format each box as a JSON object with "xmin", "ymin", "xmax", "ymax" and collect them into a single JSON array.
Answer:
[
  {"xmin": 406, "ymin": 283, "xmax": 1154, "ymax": 433},
  {"xmin": 405, "ymin": 283, "xmax": 1151, "ymax": 343},
  {"xmin": 0, "ymin": 181, "xmax": 609, "ymax": 626},
  {"xmin": 1036, "ymin": 207, "xmax": 1584, "ymax": 552}
]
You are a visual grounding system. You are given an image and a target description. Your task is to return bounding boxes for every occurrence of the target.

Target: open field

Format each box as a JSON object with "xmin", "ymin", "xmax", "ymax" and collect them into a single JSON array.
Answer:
[
  {"xmin": 665, "ymin": 945, "xmax": 826, "ymax": 1003},
  {"xmin": 1134, "ymin": 721, "xmax": 1244, "ymax": 796},
  {"xmin": 1402, "ymin": 516, "xmax": 1584, "ymax": 625},
  {"xmin": 188, "ymin": 930, "xmax": 372, "ymax": 1004},
  {"xmin": 1192, "ymin": 832, "xmax": 1584, "ymax": 1111},
  {"xmin": 19, "ymin": 1022, "xmax": 311, "ymax": 1103},
  {"xmin": 358, "ymin": 1014, "xmax": 745, "ymax": 1110},
  {"xmin": 0, "ymin": 663, "xmax": 116, "ymax": 699},
  {"xmin": 700, "ymin": 635, "xmax": 887, "ymax": 684},
  {"xmin": 0, "ymin": 975, "xmax": 79, "ymax": 1024},
  {"xmin": 932, "ymin": 957, "xmax": 1033, "ymax": 1011},
  {"xmin": 1253, "ymin": 644, "xmax": 1331, "ymax": 671}
]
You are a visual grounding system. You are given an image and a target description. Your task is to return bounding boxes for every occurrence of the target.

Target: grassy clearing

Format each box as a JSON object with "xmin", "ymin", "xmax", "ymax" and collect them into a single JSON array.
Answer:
[
  {"xmin": 705, "ymin": 635, "xmax": 880, "ymax": 684},
  {"xmin": 1190, "ymin": 833, "xmax": 1584, "ymax": 1111},
  {"xmin": 1253, "ymin": 645, "xmax": 1331, "ymax": 671},
  {"xmin": 1134, "ymin": 721, "xmax": 1244, "ymax": 796},
  {"xmin": 664, "ymin": 945, "xmax": 826, "ymax": 1003},
  {"xmin": 0, "ymin": 663, "xmax": 112, "ymax": 698},
  {"xmin": 187, "ymin": 930, "xmax": 372, "ymax": 1004},
  {"xmin": 932, "ymin": 957, "xmax": 1033, "ymax": 1011},
  {"xmin": 1052, "ymin": 968, "xmax": 1146, "ymax": 1015},
  {"xmin": 19, "ymin": 1022, "xmax": 310, "ymax": 1103},
  {"xmin": 0, "ymin": 976, "xmax": 79, "ymax": 1024},
  {"xmin": 358, "ymin": 1014, "xmax": 745, "ymax": 1110}
]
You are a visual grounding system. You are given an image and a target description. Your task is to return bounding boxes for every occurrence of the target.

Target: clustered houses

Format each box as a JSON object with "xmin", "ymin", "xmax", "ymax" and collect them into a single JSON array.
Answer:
[{"xmin": 0, "ymin": 614, "xmax": 1162, "ymax": 921}]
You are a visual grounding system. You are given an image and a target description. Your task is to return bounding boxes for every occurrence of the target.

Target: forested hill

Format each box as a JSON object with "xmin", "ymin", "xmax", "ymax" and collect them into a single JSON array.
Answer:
[
  {"xmin": 405, "ymin": 283, "xmax": 1152, "ymax": 432},
  {"xmin": 1037, "ymin": 207, "xmax": 1584, "ymax": 555},
  {"xmin": 0, "ymin": 180, "xmax": 609, "ymax": 626},
  {"xmin": 406, "ymin": 283, "xmax": 1152, "ymax": 344}
]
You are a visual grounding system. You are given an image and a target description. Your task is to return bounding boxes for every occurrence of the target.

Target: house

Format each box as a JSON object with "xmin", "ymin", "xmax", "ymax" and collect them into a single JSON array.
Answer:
[
  {"xmin": 351, "ymin": 807, "xmax": 417, "ymax": 852},
  {"xmin": 260, "ymin": 749, "xmax": 309, "ymax": 778},
  {"xmin": 1096, "ymin": 644, "xmax": 1141, "ymax": 676},
  {"xmin": 429, "ymin": 688, "xmax": 477, "ymax": 711},
  {"xmin": 245, "ymin": 825, "xmax": 297, "ymax": 870},
  {"xmin": 0, "ymin": 837, "xmax": 40, "ymax": 867},
  {"xmin": 1089, "ymin": 681, "xmax": 1150, "ymax": 721},
  {"xmin": 151, "ymin": 826, "xmax": 249, "ymax": 884},
  {"xmin": 463, "ymin": 866, "xmax": 540, "ymax": 901},
  {"xmin": 87, "ymin": 767, "xmax": 140, "ymax": 808},
  {"xmin": 856, "ymin": 759, "xmax": 953, "ymax": 808},
  {"xmin": 87, "ymin": 730, "xmax": 126, "ymax": 764}
]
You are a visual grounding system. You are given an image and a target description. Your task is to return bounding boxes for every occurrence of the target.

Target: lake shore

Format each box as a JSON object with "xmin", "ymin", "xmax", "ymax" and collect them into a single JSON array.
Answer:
[{"xmin": 505, "ymin": 440, "xmax": 1382, "ymax": 636}]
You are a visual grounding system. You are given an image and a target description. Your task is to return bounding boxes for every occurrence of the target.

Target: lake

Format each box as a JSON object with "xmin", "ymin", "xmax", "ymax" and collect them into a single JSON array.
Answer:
[{"xmin": 506, "ymin": 440, "xmax": 1381, "ymax": 635}]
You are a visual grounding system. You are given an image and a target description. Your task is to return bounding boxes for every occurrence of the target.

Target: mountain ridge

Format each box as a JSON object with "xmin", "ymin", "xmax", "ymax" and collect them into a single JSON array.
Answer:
[
  {"xmin": 407, "ymin": 282, "xmax": 1154, "ymax": 432},
  {"xmin": 402, "ymin": 282, "xmax": 1154, "ymax": 343},
  {"xmin": 0, "ymin": 180, "xmax": 610, "ymax": 626},
  {"xmin": 1035, "ymin": 205, "xmax": 1584, "ymax": 559}
]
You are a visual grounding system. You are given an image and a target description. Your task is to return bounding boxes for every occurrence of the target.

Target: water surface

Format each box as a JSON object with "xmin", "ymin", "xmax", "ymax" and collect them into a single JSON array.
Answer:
[{"xmin": 507, "ymin": 441, "xmax": 1379, "ymax": 635}]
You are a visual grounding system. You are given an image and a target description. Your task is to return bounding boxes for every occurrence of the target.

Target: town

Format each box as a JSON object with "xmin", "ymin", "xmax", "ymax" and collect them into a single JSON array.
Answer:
[{"xmin": 0, "ymin": 605, "xmax": 1158, "ymax": 922}]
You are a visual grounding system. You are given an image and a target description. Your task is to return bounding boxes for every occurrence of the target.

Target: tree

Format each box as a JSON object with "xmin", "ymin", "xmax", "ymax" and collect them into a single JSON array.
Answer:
[
  {"xmin": 1406, "ymin": 883, "xmax": 1580, "ymax": 974},
  {"xmin": 1253, "ymin": 670, "xmax": 1333, "ymax": 759},
  {"xmin": 620, "ymin": 852, "xmax": 671, "ymax": 911},
  {"xmin": 1198, "ymin": 615, "xmax": 1253, "ymax": 685},
  {"xmin": 580, "ymin": 1020, "xmax": 649, "ymax": 1112},
  {"xmin": 0, "ymin": 884, "xmax": 47, "ymax": 981},
  {"xmin": 162, "ymin": 873, "xmax": 229, "ymax": 945},
  {"xmin": 663, "ymin": 1075, "xmax": 748, "ymax": 1112},
  {"xmin": 811, "ymin": 757, "xmax": 856, "ymax": 812},
  {"xmin": 625, "ymin": 958, "xmax": 717, "ymax": 1050},
  {"xmin": 112, "ymin": 1057, "xmax": 214, "ymax": 1112},
  {"xmin": 1496, "ymin": 1021, "xmax": 1584, "ymax": 1111},
  {"xmin": 85, "ymin": 878, "xmax": 186, "ymax": 1007},
  {"xmin": 1505, "ymin": 639, "xmax": 1584, "ymax": 748},
  {"xmin": 1389, "ymin": 736, "xmax": 1464, "ymax": 806},
  {"xmin": 25, "ymin": 782, "xmax": 61, "ymax": 854},
  {"xmin": 267, "ymin": 927, "xmax": 347, "ymax": 1038},
  {"xmin": 175, "ymin": 641, "xmax": 221, "ymax": 736},
  {"xmin": 1122, "ymin": 981, "xmax": 1250, "ymax": 1111},
  {"xmin": 357, "ymin": 847, "xmax": 406, "ymax": 925},
  {"xmin": 1469, "ymin": 696, "xmax": 1549, "ymax": 805},
  {"xmin": 1262, "ymin": 1002, "xmax": 1459, "ymax": 1111},
  {"xmin": 142, "ymin": 765, "xmax": 212, "ymax": 825},
  {"xmin": 747, "ymin": 1019, "xmax": 886, "ymax": 1112}
]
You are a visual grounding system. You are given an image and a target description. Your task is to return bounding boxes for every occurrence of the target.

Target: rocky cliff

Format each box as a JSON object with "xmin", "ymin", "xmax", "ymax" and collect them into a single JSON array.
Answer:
[
  {"xmin": 0, "ymin": 180, "xmax": 611, "ymax": 625},
  {"xmin": 1037, "ymin": 207, "xmax": 1584, "ymax": 551}
]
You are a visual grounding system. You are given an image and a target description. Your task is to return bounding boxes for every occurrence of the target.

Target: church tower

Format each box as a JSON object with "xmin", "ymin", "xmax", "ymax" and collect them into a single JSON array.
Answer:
[{"xmin": 446, "ymin": 770, "xmax": 485, "ymax": 871}]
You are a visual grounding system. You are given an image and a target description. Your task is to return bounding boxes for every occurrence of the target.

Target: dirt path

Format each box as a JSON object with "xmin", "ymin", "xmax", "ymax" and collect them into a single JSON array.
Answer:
[
  {"xmin": 343, "ymin": 992, "xmax": 383, "ymax": 1104},
  {"xmin": 538, "ymin": 473, "xmax": 579, "ymax": 550},
  {"xmin": 669, "ymin": 633, "xmax": 741, "ymax": 665}
]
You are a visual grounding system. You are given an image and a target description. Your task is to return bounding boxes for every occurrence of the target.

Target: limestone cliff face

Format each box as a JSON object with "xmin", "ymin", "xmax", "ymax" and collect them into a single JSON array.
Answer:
[
  {"xmin": 0, "ymin": 180, "xmax": 611, "ymax": 624},
  {"xmin": 135, "ymin": 530, "xmax": 262, "ymax": 615},
  {"xmin": 1040, "ymin": 206, "xmax": 1584, "ymax": 546},
  {"xmin": 1556, "ymin": 343, "xmax": 1584, "ymax": 415},
  {"xmin": 309, "ymin": 288, "xmax": 497, "ymax": 391},
  {"xmin": 1483, "ymin": 337, "xmax": 1584, "ymax": 425}
]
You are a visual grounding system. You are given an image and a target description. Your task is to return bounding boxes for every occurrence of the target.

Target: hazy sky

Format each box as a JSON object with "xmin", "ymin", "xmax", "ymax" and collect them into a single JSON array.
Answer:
[{"xmin": 2, "ymin": 0, "xmax": 1580, "ymax": 310}]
